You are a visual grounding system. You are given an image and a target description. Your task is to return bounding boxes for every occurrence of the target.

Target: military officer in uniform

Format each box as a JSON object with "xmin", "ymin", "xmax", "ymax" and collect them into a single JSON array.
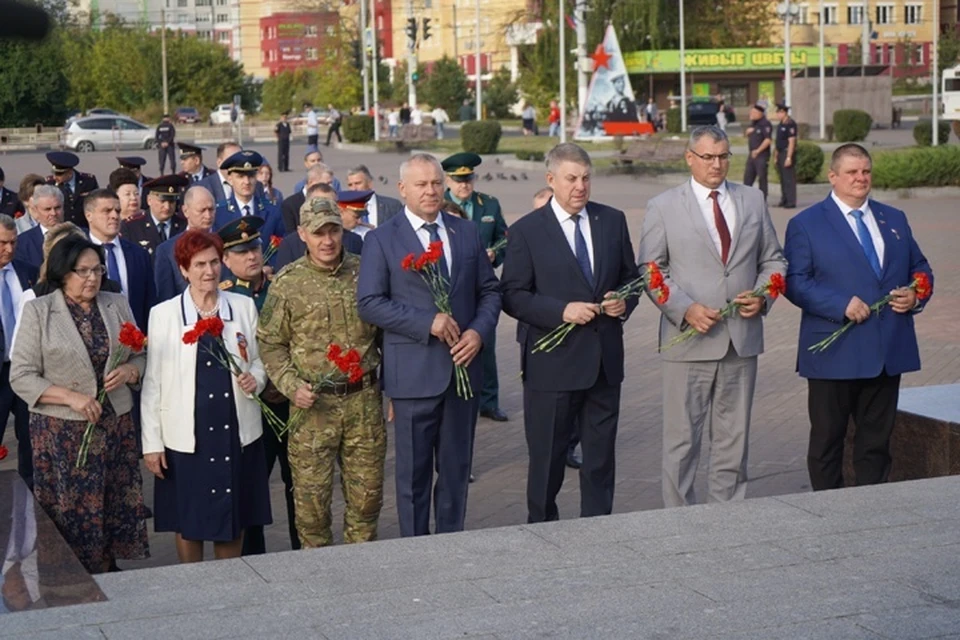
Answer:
[
  {"xmin": 442, "ymin": 152, "xmax": 509, "ymax": 423},
  {"xmin": 275, "ymin": 112, "xmax": 292, "ymax": 173},
  {"xmin": 213, "ymin": 151, "xmax": 285, "ymax": 265},
  {"xmin": 117, "ymin": 156, "xmax": 153, "ymax": 210},
  {"xmin": 178, "ymin": 143, "xmax": 214, "ymax": 184},
  {"xmin": 155, "ymin": 114, "xmax": 177, "ymax": 175},
  {"xmin": 258, "ymin": 198, "xmax": 386, "ymax": 548},
  {"xmin": 45, "ymin": 151, "xmax": 99, "ymax": 228},
  {"xmin": 774, "ymin": 103, "xmax": 798, "ymax": 209},
  {"xmin": 743, "ymin": 103, "xmax": 774, "ymax": 201},
  {"xmin": 120, "ymin": 174, "xmax": 188, "ymax": 257},
  {"xmin": 214, "ymin": 216, "xmax": 299, "ymax": 555},
  {"xmin": 336, "ymin": 189, "xmax": 375, "ymax": 239}
]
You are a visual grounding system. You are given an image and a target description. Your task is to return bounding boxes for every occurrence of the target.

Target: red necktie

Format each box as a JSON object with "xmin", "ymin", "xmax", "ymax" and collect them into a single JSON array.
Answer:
[{"xmin": 709, "ymin": 190, "xmax": 731, "ymax": 264}]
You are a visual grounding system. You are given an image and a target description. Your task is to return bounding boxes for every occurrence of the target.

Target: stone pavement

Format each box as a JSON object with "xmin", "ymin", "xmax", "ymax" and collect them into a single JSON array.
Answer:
[
  {"xmin": 4, "ymin": 476, "xmax": 960, "ymax": 638},
  {"xmin": 0, "ymin": 144, "xmax": 955, "ymax": 569}
]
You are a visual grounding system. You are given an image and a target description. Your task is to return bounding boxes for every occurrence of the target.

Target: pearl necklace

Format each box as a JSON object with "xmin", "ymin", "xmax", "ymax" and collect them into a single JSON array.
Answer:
[{"xmin": 191, "ymin": 296, "xmax": 220, "ymax": 319}]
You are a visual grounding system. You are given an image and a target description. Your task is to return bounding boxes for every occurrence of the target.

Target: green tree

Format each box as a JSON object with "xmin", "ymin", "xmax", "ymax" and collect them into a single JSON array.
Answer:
[
  {"xmin": 419, "ymin": 56, "xmax": 469, "ymax": 112},
  {"xmin": 939, "ymin": 26, "xmax": 960, "ymax": 76},
  {"xmin": 0, "ymin": 32, "xmax": 70, "ymax": 126},
  {"xmin": 484, "ymin": 67, "xmax": 519, "ymax": 119},
  {"xmin": 389, "ymin": 60, "xmax": 425, "ymax": 106}
]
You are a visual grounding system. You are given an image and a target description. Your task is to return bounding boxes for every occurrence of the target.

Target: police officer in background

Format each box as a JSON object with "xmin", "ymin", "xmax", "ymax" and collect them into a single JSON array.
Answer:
[
  {"xmin": 774, "ymin": 103, "xmax": 798, "ymax": 209},
  {"xmin": 177, "ymin": 143, "xmax": 215, "ymax": 184},
  {"xmin": 155, "ymin": 114, "xmax": 177, "ymax": 176},
  {"xmin": 216, "ymin": 216, "xmax": 299, "ymax": 555},
  {"xmin": 45, "ymin": 151, "xmax": 99, "ymax": 227},
  {"xmin": 120, "ymin": 174, "xmax": 188, "ymax": 257},
  {"xmin": 275, "ymin": 112, "xmax": 292, "ymax": 172},
  {"xmin": 441, "ymin": 152, "xmax": 509, "ymax": 423},
  {"xmin": 258, "ymin": 198, "xmax": 386, "ymax": 548},
  {"xmin": 743, "ymin": 103, "xmax": 773, "ymax": 201}
]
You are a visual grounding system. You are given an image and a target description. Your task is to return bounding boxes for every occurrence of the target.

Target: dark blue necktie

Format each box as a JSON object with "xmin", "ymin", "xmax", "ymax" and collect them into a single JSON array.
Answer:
[
  {"xmin": 572, "ymin": 214, "xmax": 593, "ymax": 285},
  {"xmin": 158, "ymin": 221, "xmax": 168, "ymax": 241},
  {"xmin": 104, "ymin": 242, "xmax": 121, "ymax": 285},
  {"xmin": 851, "ymin": 209, "xmax": 882, "ymax": 278},
  {"xmin": 423, "ymin": 222, "xmax": 450, "ymax": 282}
]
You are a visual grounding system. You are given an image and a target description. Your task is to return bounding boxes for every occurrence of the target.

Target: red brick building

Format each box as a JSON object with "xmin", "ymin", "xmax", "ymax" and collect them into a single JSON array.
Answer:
[{"xmin": 260, "ymin": 12, "xmax": 340, "ymax": 76}]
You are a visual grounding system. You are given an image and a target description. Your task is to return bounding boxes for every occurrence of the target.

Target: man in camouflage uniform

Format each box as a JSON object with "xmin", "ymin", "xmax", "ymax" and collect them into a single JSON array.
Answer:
[{"xmin": 257, "ymin": 198, "xmax": 386, "ymax": 547}]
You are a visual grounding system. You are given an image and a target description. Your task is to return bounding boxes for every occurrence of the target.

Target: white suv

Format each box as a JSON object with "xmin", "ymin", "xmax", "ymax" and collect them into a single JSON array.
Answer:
[
  {"xmin": 209, "ymin": 104, "xmax": 244, "ymax": 126},
  {"xmin": 64, "ymin": 116, "xmax": 155, "ymax": 152}
]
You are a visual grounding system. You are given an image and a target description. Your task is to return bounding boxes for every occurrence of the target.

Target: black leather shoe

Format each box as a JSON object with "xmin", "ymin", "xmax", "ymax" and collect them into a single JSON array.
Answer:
[
  {"xmin": 566, "ymin": 445, "xmax": 582, "ymax": 469},
  {"xmin": 480, "ymin": 408, "xmax": 509, "ymax": 422},
  {"xmin": 469, "ymin": 474, "xmax": 476, "ymax": 483}
]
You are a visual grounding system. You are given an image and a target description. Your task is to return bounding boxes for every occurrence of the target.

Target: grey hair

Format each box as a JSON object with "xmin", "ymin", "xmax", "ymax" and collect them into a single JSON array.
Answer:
[
  {"xmin": 0, "ymin": 214, "xmax": 15, "ymax": 232},
  {"xmin": 688, "ymin": 125, "xmax": 729, "ymax": 150},
  {"xmin": 399, "ymin": 154, "xmax": 443, "ymax": 182},
  {"xmin": 183, "ymin": 185, "xmax": 214, "ymax": 208},
  {"xmin": 545, "ymin": 143, "xmax": 591, "ymax": 172},
  {"xmin": 347, "ymin": 164, "xmax": 374, "ymax": 181},
  {"xmin": 32, "ymin": 184, "xmax": 64, "ymax": 204},
  {"xmin": 307, "ymin": 163, "xmax": 332, "ymax": 181}
]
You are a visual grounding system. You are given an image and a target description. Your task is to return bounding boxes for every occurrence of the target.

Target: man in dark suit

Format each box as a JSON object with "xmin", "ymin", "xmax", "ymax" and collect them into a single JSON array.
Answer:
[
  {"xmin": 13, "ymin": 184, "xmax": 64, "ymax": 270},
  {"xmin": 117, "ymin": 156, "xmax": 153, "ymax": 211},
  {"xmin": 155, "ymin": 185, "xmax": 217, "ymax": 302},
  {"xmin": 357, "ymin": 154, "xmax": 501, "ymax": 537},
  {"xmin": 155, "ymin": 114, "xmax": 177, "ymax": 175},
  {"xmin": 0, "ymin": 168, "xmax": 21, "ymax": 218},
  {"xmin": 0, "ymin": 214, "xmax": 37, "ymax": 484},
  {"xmin": 275, "ymin": 184, "xmax": 363, "ymax": 270},
  {"xmin": 345, "ymin": 164, "xmax": 404, "ymax": 229},
  {"xmin": 275, "ymin": 112, "xmax": 292, "ymax": 172},
  {"xmin": 120, "ymin": 175, "xmax": 188, "ymax": 258},
  {"xmin": 442, "ymin": 153, "xmax": 509, "ymax": 422},
  {"xmin": 84, "ymin": 189, "xmax": 155, "ymax": 332},
  {"xmin": 784, "ymin": 143, "xmax": 934, "ymax": 490},
  {"xmin": 198, "ymin": 141, "xmax": 241, "ymax": 205},
  {"xmin": 281, "ymin": 164, "xmax": 333, "ymax": 233},
  {"xmin": 177, "ymin": 142, "xmax": 215, "ymax": 184},
  {"xmin": 45, "ymin": 151, "xmax": 98, "ymax": 228},
  {"xmin": 213, "ymin": 151, "xmax": 284, "ymax": 265},
  {"xmin": 501, "ymin": 143, "xmax": 640, "ymax": 523}
]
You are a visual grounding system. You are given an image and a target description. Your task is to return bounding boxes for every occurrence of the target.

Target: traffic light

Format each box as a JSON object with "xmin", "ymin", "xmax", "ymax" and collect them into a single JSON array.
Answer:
[
  {"xmin": 351, "ymin": 39, "xmax": 362, "ymax": 70},
  {"xmin": 422, "ymin": 17, "xmax": 432, "ymax": 41},
  {"xmin": 405, "ymin": 17, "xmax": 417, "ymax": 43}
]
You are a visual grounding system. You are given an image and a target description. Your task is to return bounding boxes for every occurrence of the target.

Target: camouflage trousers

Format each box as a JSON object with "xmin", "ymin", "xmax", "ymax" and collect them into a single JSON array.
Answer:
[{"xmin": 288, "ymin": 385, "xmax": 387, "ymax": 548}]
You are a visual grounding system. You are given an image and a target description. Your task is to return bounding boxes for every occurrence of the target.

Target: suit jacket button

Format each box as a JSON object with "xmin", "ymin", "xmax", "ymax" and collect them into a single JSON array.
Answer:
[{"xmin": 724, "ymin": 271, "xmax": 729, "ymax": 277}]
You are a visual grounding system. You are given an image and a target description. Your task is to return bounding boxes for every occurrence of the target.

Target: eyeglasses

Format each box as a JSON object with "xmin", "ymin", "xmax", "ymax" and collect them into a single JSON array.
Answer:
[
  {"xmin": 73, "ymin": 265, "xmax": 107, "ymax": 279},
  {"xmin": 689, "ymin": 150, "xmax": 733, "ymax": 163}
]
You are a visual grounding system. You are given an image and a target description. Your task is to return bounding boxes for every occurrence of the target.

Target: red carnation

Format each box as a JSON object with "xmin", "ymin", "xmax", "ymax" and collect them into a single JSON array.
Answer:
[
  {"xmin": 270, "ymin": 235, "xmax": 282, "ymax": 249},
  {"xmin": 414, "ymin": 254, "xmax": 429, "ymax": 270},
  {"xmin": 657, "ymin": 284, "xmax": 670, "ymax": 305},
  {"xmin": 768, "ymin": 273, "xmax": 787, "ymax": 299},
  {"xmin": 327, "ymin": 343, "xmax": 342, "ymax": 362},
  {"xmin": 182, "ymin": 328, "xmax": 200, "ymax": 345},
  {"xmin": 343, "ymin": 349, "xmax": 361, "ymax": 365},
  {"xmin": 348, "ymin": 366, "xmax": 363, "ymax": 384},
  {"xmin": 401, "ymin": 254, "xmax": 415, "ymax": 271},
  {"xmin": 118, "ymin": 322, "xmax": 147, "ymax": 353},
  {"xmin": 913, "ymin": 272, "xmax": 932, "ymax": 301}
]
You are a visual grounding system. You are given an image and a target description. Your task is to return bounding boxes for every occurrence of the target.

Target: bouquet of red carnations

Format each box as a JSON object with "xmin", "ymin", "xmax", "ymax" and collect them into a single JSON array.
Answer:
[
  {"xmin": 261, "ymin": 235, "xmax": 282, "ymax": 264},
  {"xmin": 285, "ymin": 343, "xmax": 365, "ymax": 435}
]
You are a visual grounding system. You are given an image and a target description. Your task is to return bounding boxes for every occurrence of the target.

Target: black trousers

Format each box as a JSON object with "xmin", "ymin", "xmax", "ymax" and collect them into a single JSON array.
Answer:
[
  {"xmin": 743, "ymin": 155, "xmax": 770, "ymax": 199},
  {"xmin": 776, "ymin": 152, "xmax": 796, "ymax": 207},
  {"xmin": 307, "ymin": 134, "xmax": 319, "ymax": 148},
  {"xmin": 157, "ymin": 143, "xmax": 176, "ymax": 175},
  {"xmin": 807, "ymin": 374, "xmax": 901, "ymax": 491},
  {"xmin": 242, "ymin": 407, "xmax": 299, "ymax": 555},
  {"xmin": 325, "ymin": 121, "xmax": 342, "ymax": 145},
  {"xmin": 524, "ymin": 368, "xmax": 621, "ymax": 522},
  {"xmin": 0, "ymin": 362, "xmax": 31, "ymax": 488},
  {"xmin": 277, "ymin": 139, "xmax": 290, "ymax": 172}
]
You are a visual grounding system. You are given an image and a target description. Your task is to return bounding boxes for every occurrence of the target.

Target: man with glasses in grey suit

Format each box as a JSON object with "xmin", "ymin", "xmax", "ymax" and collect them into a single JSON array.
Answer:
[{"xmin": 639, "ymin": 125, "xmax": 787, "ymax": 507}]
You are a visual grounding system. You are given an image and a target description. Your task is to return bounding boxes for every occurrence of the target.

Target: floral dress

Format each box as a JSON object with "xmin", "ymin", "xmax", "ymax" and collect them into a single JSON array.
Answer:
[{"xmin": 30, "ymin": 298, "xmax": 149, "ymax": 574}]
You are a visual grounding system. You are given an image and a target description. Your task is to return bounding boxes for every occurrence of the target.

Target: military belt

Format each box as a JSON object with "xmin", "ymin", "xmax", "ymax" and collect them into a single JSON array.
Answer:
[{"xmin": 320, "ymin": 368, "xmax": 380, "ymax": 397}]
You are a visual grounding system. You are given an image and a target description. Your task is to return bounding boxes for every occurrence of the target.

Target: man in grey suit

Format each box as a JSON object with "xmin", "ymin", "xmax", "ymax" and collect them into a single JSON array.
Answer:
[
  {"xmin": 639, "ymin": 125, "xmax": 786, "ymax": 508},
  {"xmin": 345, "ymin": 165, "xmax": 404, "ymax": 228}
]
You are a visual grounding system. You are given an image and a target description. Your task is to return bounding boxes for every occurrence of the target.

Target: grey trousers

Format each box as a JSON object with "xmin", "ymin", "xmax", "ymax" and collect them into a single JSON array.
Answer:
[{"xmin": 661, "ymin": 344, "xmax": 758, "ymax": 507}]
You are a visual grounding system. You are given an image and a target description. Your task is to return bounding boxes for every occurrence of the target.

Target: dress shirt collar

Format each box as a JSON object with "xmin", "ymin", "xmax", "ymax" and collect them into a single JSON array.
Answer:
[
  {"xmin": 690, "ymin": 177, "xmax": 729, "ymax": 203},
  {"xmin": 88, "ymin": 232, "xmax": 119, "ymax": 247},
  {"xmin": 550, "ymin": 196, "xmax": 586, "ymax": 224},
  {"xmin": 404, "ymin": 207, "xmax": 446, "ymax": 233},
  {"xmin": 235, "ymin": 194, "xmax": 253, "ymax": 210},
  {"xmin": 150, "ymin": 213, "xmax": 170, "ymax": 229},
  {"xmin": 830, "ymin": 191, "xmax": 872, "ymax": 217}
]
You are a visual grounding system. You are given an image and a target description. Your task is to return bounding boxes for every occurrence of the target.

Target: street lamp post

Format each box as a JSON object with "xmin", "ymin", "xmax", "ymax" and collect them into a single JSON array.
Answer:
[
  {"xmin": 559, "ymin": 0, "xmax": 567, "ymax": 142},
  {"xmin": 777, "ymin": 2, "xmax": 800, "ymax": 110},
  {"xmin": 679, "ymin": 0, "xmax": 687, "ymax": 132},
  {"xmin": 819, "ymin": 0, "xmax": 826, "ymax": 140}
]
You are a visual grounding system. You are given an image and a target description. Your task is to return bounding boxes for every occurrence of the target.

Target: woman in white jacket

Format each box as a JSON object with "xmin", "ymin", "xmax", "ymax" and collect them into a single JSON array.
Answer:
[{"xmin": 141, "ymin": 229, "xmax": 271, "ymax": 563}]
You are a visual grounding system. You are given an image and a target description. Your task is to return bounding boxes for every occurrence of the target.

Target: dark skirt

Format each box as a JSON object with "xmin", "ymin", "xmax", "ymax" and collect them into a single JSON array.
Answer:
[{"xmin": 153, "ymin": 334, "xmax": 271, "ymax": 541}]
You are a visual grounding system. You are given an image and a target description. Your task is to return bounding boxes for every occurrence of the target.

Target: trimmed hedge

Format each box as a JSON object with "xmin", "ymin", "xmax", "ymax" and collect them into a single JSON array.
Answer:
[
  {"xmin": 666, "ymin": 107, "xmax": 682, "ymax": 134},
  {"xmin": 832, "ymin": 109, "xmax": 873, "ymax": 142},
  {"xmin": 515, "ymin": 150, "xmax": 544, "ymax": 162},
  {"xmin": 795, "ymin": 142, "xmax": 825, "ymax": 183},
  {"xmin": 342, "ymin": 115, "xmax": 374, "ymax": 143},
  {"xmin": 461, "ymin": 121, "xmax": 502, "ymax": 154},
  {"xmin": 912, "ymin": 120, "xmax": 951, "ymax": 146},
  {"xmin": 871, "ymin": 145, "xmax": 960, "ymax": 190}
]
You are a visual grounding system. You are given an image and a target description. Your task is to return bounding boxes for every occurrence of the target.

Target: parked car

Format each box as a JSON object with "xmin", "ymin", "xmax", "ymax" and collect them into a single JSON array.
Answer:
[
  {"xmin": 687, "ymin": 100, "xmax": 737, "ymax": 127},
  {"xmin": 175, "ymin": 107, "xmax": 200, "ymax": 124},
  {"xmin": 63, "ymin": 116, "xmax": 155, "ymax": 152},
  {"xmin": 209, "ymin": 104, "xmax": 244, "ymax": 126}
]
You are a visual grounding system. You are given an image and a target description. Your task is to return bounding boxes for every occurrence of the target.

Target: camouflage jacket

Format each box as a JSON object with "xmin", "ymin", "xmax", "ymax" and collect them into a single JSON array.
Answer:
[{"xmin": 257, "ymin": 252, "xmax": 380, "ymax": 399}]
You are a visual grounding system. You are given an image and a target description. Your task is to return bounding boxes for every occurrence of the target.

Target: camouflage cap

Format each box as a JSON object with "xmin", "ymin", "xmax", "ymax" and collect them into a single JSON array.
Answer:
[{"xmin": 299, "ymin": 197, "xmax": 343, "ymax": 232}]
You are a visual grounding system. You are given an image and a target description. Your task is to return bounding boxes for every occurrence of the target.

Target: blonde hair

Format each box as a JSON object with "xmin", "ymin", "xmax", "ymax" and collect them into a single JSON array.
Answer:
[{"xmin": 38, "ymin": 222, "xmax": 85, "ymax": 282}]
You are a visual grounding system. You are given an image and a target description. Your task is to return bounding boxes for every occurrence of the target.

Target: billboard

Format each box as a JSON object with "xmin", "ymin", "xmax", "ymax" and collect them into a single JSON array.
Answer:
[{"xmin": 624, "ymin": 47, "xmax": 839, "ymax": 74}]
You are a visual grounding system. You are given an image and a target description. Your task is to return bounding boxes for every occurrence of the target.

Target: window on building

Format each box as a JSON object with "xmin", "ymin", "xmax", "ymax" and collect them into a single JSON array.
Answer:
[
  {"xmin": 195, "ymin": 0, "xmax": 210, "ymax": 5},
  {"xmin": 847, "ymin": 4, "xmax": 863, "ymax": 24},
  {"xmin": 177, "ymin": 13, "xmax": 189, "ymax": 22},
  {"xmin": 875, "ymin": 4, "xmax": 894, "ymax": 24},
  {"xmin": 917, "ymin": 43, "xmax": 925, "ymax": 65},
  {"xmin": 377, "ymin": 15, "xmax": 383, "ymax": 29},
  {"xmin": 306, "ymin": 48, "xmax": 318, "ymax": 60},
  {"xmin": 904, "ymin": 4, "xmax": 922, "ymax": 25},
  {"xmin": 424, "ymin": 0, "xmax": 431, "ymax": 7},
  {"xmin": 796, "ymin": 4, "xmax": 809, "ymax": 25},
  {"xmin": 718, "ymin": 84, "xmax": 749, "ymax": 108},
  {"xmin": 305, "ymin": 25, "xmax": 318, "ymax": 36},
  {"xmin": 216, "ymin": 0, "xmax": 226, "ymax": 5},
  {"xmin": 874, "ymin": 44, "xmax": 885, "ymax": 64},
  {"xmin": 197, "ymin": 12, "xmax": 209, "ymax": 22},
  {"xmin": 198, "ymin": 30, "xmax": 211, "ymax": 39},
  {"xmin": 215, "ymin": 13, "xmax": 227, "ymax": 22},
  {"xmin": 218, "ymin": 30, "xmax": 229, "ymax": 42},
  {"xmin": 326, "ymin": 25, "xmax": 335, "ymax": 35},
  {"xmin": 177, "ymin": 0, "xmax": 187, "ymax": 6},
  {"xmin": 820, "ymin": 4, "xmax": 838, "ymax": 25}
]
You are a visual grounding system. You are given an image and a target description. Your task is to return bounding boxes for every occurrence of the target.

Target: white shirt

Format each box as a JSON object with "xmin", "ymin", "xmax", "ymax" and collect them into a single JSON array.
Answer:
[
  {"xmin": 432, "ymin": 108, "xmax": 449, "ymax": 124},
  {"xmin": 306, "ymin": 110, "xmax": 318, "ymax": 135},
  {"xmin": 90, "ymin": 234, "xmax": 129, "ymax": 296},
  {"xmin": 689, "ymin": 178, "xmax": 737, "ymax": 257},
  {"xmin": 404, "ymin": 207, "xmax": 452, "ymax": 268},
  {"xmin": 0, "ymin": 264, "xmax": 23, "ymax": 358},
  {"xmin": 235, "ymin": 195, "xmax": 254, "ymax": 215},
  {"xmin": 831, "ymin": 191, "xmax": 885, "ymax": 266},
  {"xmin": 550, "ymin": 196, "xmax": 595, "ymax": 271},
  {"xmin": 366, "ymin": 193, "xmax": 380, "ymax": 227},
  {"xmin": 387, "ymin": 112, "xmax": 399, "ymax": 126},
  {"xmin": 411, "ymin": 109, "xmax": 423, "ymax": 125}
]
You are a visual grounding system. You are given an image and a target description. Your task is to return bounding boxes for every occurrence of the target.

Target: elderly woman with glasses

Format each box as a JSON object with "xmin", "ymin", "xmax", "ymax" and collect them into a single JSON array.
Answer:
[{"xmin": 10, "ymin": 234, "xmax": 149, "ymax": 573}]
